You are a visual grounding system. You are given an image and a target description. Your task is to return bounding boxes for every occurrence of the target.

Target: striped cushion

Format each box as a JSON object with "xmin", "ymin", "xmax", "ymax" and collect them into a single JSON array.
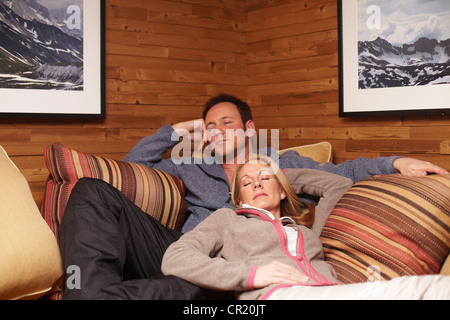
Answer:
[
  {"xmin": 41, "ymin": 143, "xmax": 187, "ymax": 239},
  {"xmin": 320, "ymin": 174, "xmax": 450, "ymax": 284}
]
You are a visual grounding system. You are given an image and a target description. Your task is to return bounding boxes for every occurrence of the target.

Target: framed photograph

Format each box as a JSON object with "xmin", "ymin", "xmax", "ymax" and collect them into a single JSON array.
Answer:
[
  {"xmin": 0, "ymin": 0, "xmax": 105, "ymax": 118},
  {"xmin": 339, "ymin": 0, "xmax": 450, "ymax": 117}
]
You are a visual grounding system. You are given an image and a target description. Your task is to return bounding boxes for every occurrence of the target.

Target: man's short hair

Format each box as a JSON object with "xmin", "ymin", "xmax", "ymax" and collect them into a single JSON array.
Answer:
[{"xmin": 203, "ymin": 94, "xmax": 253, "ymax": 125}]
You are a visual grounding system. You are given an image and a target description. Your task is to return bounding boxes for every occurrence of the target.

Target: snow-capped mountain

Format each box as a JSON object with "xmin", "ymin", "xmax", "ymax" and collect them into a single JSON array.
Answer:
[
  {"xmin": 1, "ymin": 0, "xmax": 54, "ymax": 26},
  {"xmin": 0, "ymin": 0, "xmax": 82, "ymax": 39},
  {"xmin": 358, "ymin": 37, "xmax": 450, "ymax": 89},
  {"xmin": 0, "ymin": 1, "xmax": 83, "ymax": 65},
  {"xmin": 0, "ymin": 1, "xmax": 83, "ymax": 90}
]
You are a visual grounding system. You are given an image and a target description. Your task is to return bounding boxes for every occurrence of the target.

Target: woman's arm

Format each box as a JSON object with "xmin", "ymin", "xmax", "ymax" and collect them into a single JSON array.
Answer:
[
  {"xmin": 284, "ymin": 169, "xmax": 353, "ymax": 235},
  {"xmin": 161, "ymin": 208, "xmax": 253, "ymax": 292}
]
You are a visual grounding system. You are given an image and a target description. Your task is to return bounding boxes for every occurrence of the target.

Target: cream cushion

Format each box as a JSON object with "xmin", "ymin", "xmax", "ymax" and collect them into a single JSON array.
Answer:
[
  {"xmin": 193, "ymin": 141, "xmax": 333, "ymax": 163},
  {"xmin": 279, "ymin": 142, "xmax": 333, "ymax": 163},
  {"xmin": 0, "ymin": 146, "xmax": 63, "ymax": 300}
]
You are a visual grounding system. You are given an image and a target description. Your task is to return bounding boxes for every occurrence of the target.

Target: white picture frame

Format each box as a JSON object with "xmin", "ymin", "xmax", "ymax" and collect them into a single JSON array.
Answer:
[
  {"xmin": 0, "ymin": 0, "xmax": 105, "ymax": 118},
  {"xmin": 339, "ymin": 0, "xmax": 450, "ymax": 117}
]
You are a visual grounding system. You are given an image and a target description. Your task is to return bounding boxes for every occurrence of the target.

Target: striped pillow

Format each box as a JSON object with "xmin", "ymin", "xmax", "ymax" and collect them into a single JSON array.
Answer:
[
  {"xmin": 320, "ymin": 174, "xmax": 450, "ymax": 284},
  {"xmin": 41, "ymin": 143, "xmax": 187, "ymax": 240}
]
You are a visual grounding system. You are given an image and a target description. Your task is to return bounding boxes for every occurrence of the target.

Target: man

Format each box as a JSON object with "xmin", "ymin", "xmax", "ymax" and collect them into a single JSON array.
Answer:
[
  {"xmin": 123, "ymin": 94, "xmax": 448, "ymax": 232},
  {"xmin": 59, "ymin": 94, "xmax": 448, "ymax": 300}
]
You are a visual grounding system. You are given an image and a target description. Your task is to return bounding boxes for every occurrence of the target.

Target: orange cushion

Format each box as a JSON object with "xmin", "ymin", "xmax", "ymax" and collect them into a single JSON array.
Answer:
[
  {"xmin": 321, "ymin": 174, "xmax": 450, "ymax": 283},
  {"xmin": 42, "ymin": 143, "xmax": 188, "ymax": 240}
]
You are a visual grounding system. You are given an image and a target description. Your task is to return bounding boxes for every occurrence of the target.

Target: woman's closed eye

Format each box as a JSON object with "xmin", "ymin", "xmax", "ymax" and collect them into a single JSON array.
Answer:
[
  {"xmin": 242, "ymin": 180, "xmax": 252, "ymax": 187},
  {"xmin": 260, "ymin": 171, "xmax": 273, "ymax": 180}
]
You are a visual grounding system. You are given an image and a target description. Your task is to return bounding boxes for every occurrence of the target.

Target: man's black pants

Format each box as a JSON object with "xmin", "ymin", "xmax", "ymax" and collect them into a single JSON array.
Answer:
[{"xmin": 59, "ymin": 178, "xmax": 232, "ymax": 300}]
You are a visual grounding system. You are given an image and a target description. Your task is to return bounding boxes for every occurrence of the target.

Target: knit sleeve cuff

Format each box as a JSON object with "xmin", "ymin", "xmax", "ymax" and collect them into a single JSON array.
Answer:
[{"xmin": 248, "ymin": 266, "xmax": 258, "ymax": 290}]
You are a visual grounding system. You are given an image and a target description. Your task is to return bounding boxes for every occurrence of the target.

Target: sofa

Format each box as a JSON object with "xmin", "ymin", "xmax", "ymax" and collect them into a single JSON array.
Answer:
[{"xmin": 0, "ymin": 142, "xmax": 449, "ymax": 300}]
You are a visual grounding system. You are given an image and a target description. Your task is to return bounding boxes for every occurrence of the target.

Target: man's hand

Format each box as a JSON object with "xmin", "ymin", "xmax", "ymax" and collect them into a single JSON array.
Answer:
[
  {"xmin": 393, "ymin": 157, "xmax": 449, "ymax": 177},
  {"xmin": 253, "ymin": 261, "xmax": 309, "ymax": 289},
  {"xmin": 172, "ymin": 119, "xmax": 207, "ymax": 150}
]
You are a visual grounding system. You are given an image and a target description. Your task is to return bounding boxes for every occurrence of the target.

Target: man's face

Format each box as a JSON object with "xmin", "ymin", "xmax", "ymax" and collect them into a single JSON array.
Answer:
[{"xmin": 204, "ymin": 102, "xmax": 253, "ymax": 162}]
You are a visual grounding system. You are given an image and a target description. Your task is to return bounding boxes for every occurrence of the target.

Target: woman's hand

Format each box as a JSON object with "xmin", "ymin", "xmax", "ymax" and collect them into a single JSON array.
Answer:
[{"xmin": 253, "ymin": 261, "xmax": 309, "ymax": 288}]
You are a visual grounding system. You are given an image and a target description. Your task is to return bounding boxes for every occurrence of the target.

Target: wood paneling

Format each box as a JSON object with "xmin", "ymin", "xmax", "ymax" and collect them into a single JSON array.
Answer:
[
  {"xmin": 1, "ymin": 0, "xmax": 449, "ymax": 209},
  {"xmin": 246, "ymin": 0, "xmax": 450, "ymax": 169},
  {"xmin": 1, "ymin": 0, "xmax": 247, "ymax": 208}
]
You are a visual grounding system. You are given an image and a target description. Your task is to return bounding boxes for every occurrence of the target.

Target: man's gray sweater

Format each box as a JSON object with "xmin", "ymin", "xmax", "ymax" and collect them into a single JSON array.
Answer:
[{"xmin": 124, "ymin": 124, "xmax": 400, "ymax": 233}]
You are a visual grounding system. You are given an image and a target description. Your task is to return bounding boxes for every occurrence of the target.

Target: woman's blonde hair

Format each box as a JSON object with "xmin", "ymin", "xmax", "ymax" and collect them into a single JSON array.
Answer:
[{"xmin": 231, "ymin": 154, "xmax": 314, "ymax": 228}]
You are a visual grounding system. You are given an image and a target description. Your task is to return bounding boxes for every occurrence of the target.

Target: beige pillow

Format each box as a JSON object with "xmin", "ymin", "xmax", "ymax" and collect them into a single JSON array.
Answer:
[
  {"xmin": 279, "ymin": 142, "xmax": 333, "ymax": 163},
  {"xmin": 0, "ymin": 146, "xmax": 63, "ymax": 300},
  {"xmin": 193, "ymin": 141, "xmax": 333, "ymax": 164}
]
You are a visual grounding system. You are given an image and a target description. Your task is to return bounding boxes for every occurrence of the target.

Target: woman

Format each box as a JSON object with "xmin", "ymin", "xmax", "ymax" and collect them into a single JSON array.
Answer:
[
  {"xmin": 162, "ymin": 154, "xmax": 351, "ymax": 299},
  {"xmin": 162, "ymin": 155, "xmax": 450, "ymax": 300}
]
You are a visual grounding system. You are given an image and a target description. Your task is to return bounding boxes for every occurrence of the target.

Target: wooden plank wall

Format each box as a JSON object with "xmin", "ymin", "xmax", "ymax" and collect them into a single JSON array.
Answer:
[
  {"xmin": 1, "ymin": 0, "xmax": 449, "ymax": 208},
  {"xmin": 0, "ymin": 0, "xmax": 247, "ymax": 208},
  {"xmin": 247, "ymin": 0, "xmax": 450, "ymax": 169}
]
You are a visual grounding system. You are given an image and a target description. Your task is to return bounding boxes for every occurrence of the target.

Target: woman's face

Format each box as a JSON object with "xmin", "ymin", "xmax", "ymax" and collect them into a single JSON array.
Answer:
[{"xmin": 237, "ymin": 161, "xmax": 286, "ymax": 218}]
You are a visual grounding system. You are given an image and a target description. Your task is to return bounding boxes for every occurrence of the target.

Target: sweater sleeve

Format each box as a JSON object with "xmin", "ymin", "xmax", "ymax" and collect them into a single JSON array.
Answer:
[
  {"xmin": 123, "ymin": 123, "xmax": 181, "ymax": 177},
  {"xmin": 280, "ymin": 150, "xmax": 400, "ymax": 183},
  {"xmin": 161, "ymin": 208, "xmax": 254, "ymax": 292},
  {"xmin": 284, "ymin": 169, "xmax": 353, "ymax": 235}
]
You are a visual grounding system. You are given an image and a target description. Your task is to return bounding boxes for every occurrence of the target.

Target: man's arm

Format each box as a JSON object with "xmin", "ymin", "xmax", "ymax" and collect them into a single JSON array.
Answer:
[
  {"xmin": 123, "ymin": 123, "xmax": 181, "ymax": 176},
  {"xmin": 280, "ymin": 151, "xmax": 448, "ymax": 183},
  {"xmin": 280, "ymin": 151, "xmax": 398, "ymax": 183},
  {"xmin": 124, "ymin": 119, "xmax": 207, "ymax": 173}
]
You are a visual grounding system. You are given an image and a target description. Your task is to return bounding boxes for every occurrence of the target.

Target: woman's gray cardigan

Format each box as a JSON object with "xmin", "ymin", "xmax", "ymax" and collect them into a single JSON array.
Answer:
[{"xmin": 161, "ymin": 169, "xmax": 353, "ymax": 300}]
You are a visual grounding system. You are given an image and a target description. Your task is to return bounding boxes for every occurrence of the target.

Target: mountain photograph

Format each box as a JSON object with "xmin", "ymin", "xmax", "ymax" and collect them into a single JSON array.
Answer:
[
  {"xmin": 0, "ymin": 0, "xmax": 83, "ymax": 90},
  {"xmin": 357, "ymin": 0, "xmax": 450, "ymax": 90}
]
